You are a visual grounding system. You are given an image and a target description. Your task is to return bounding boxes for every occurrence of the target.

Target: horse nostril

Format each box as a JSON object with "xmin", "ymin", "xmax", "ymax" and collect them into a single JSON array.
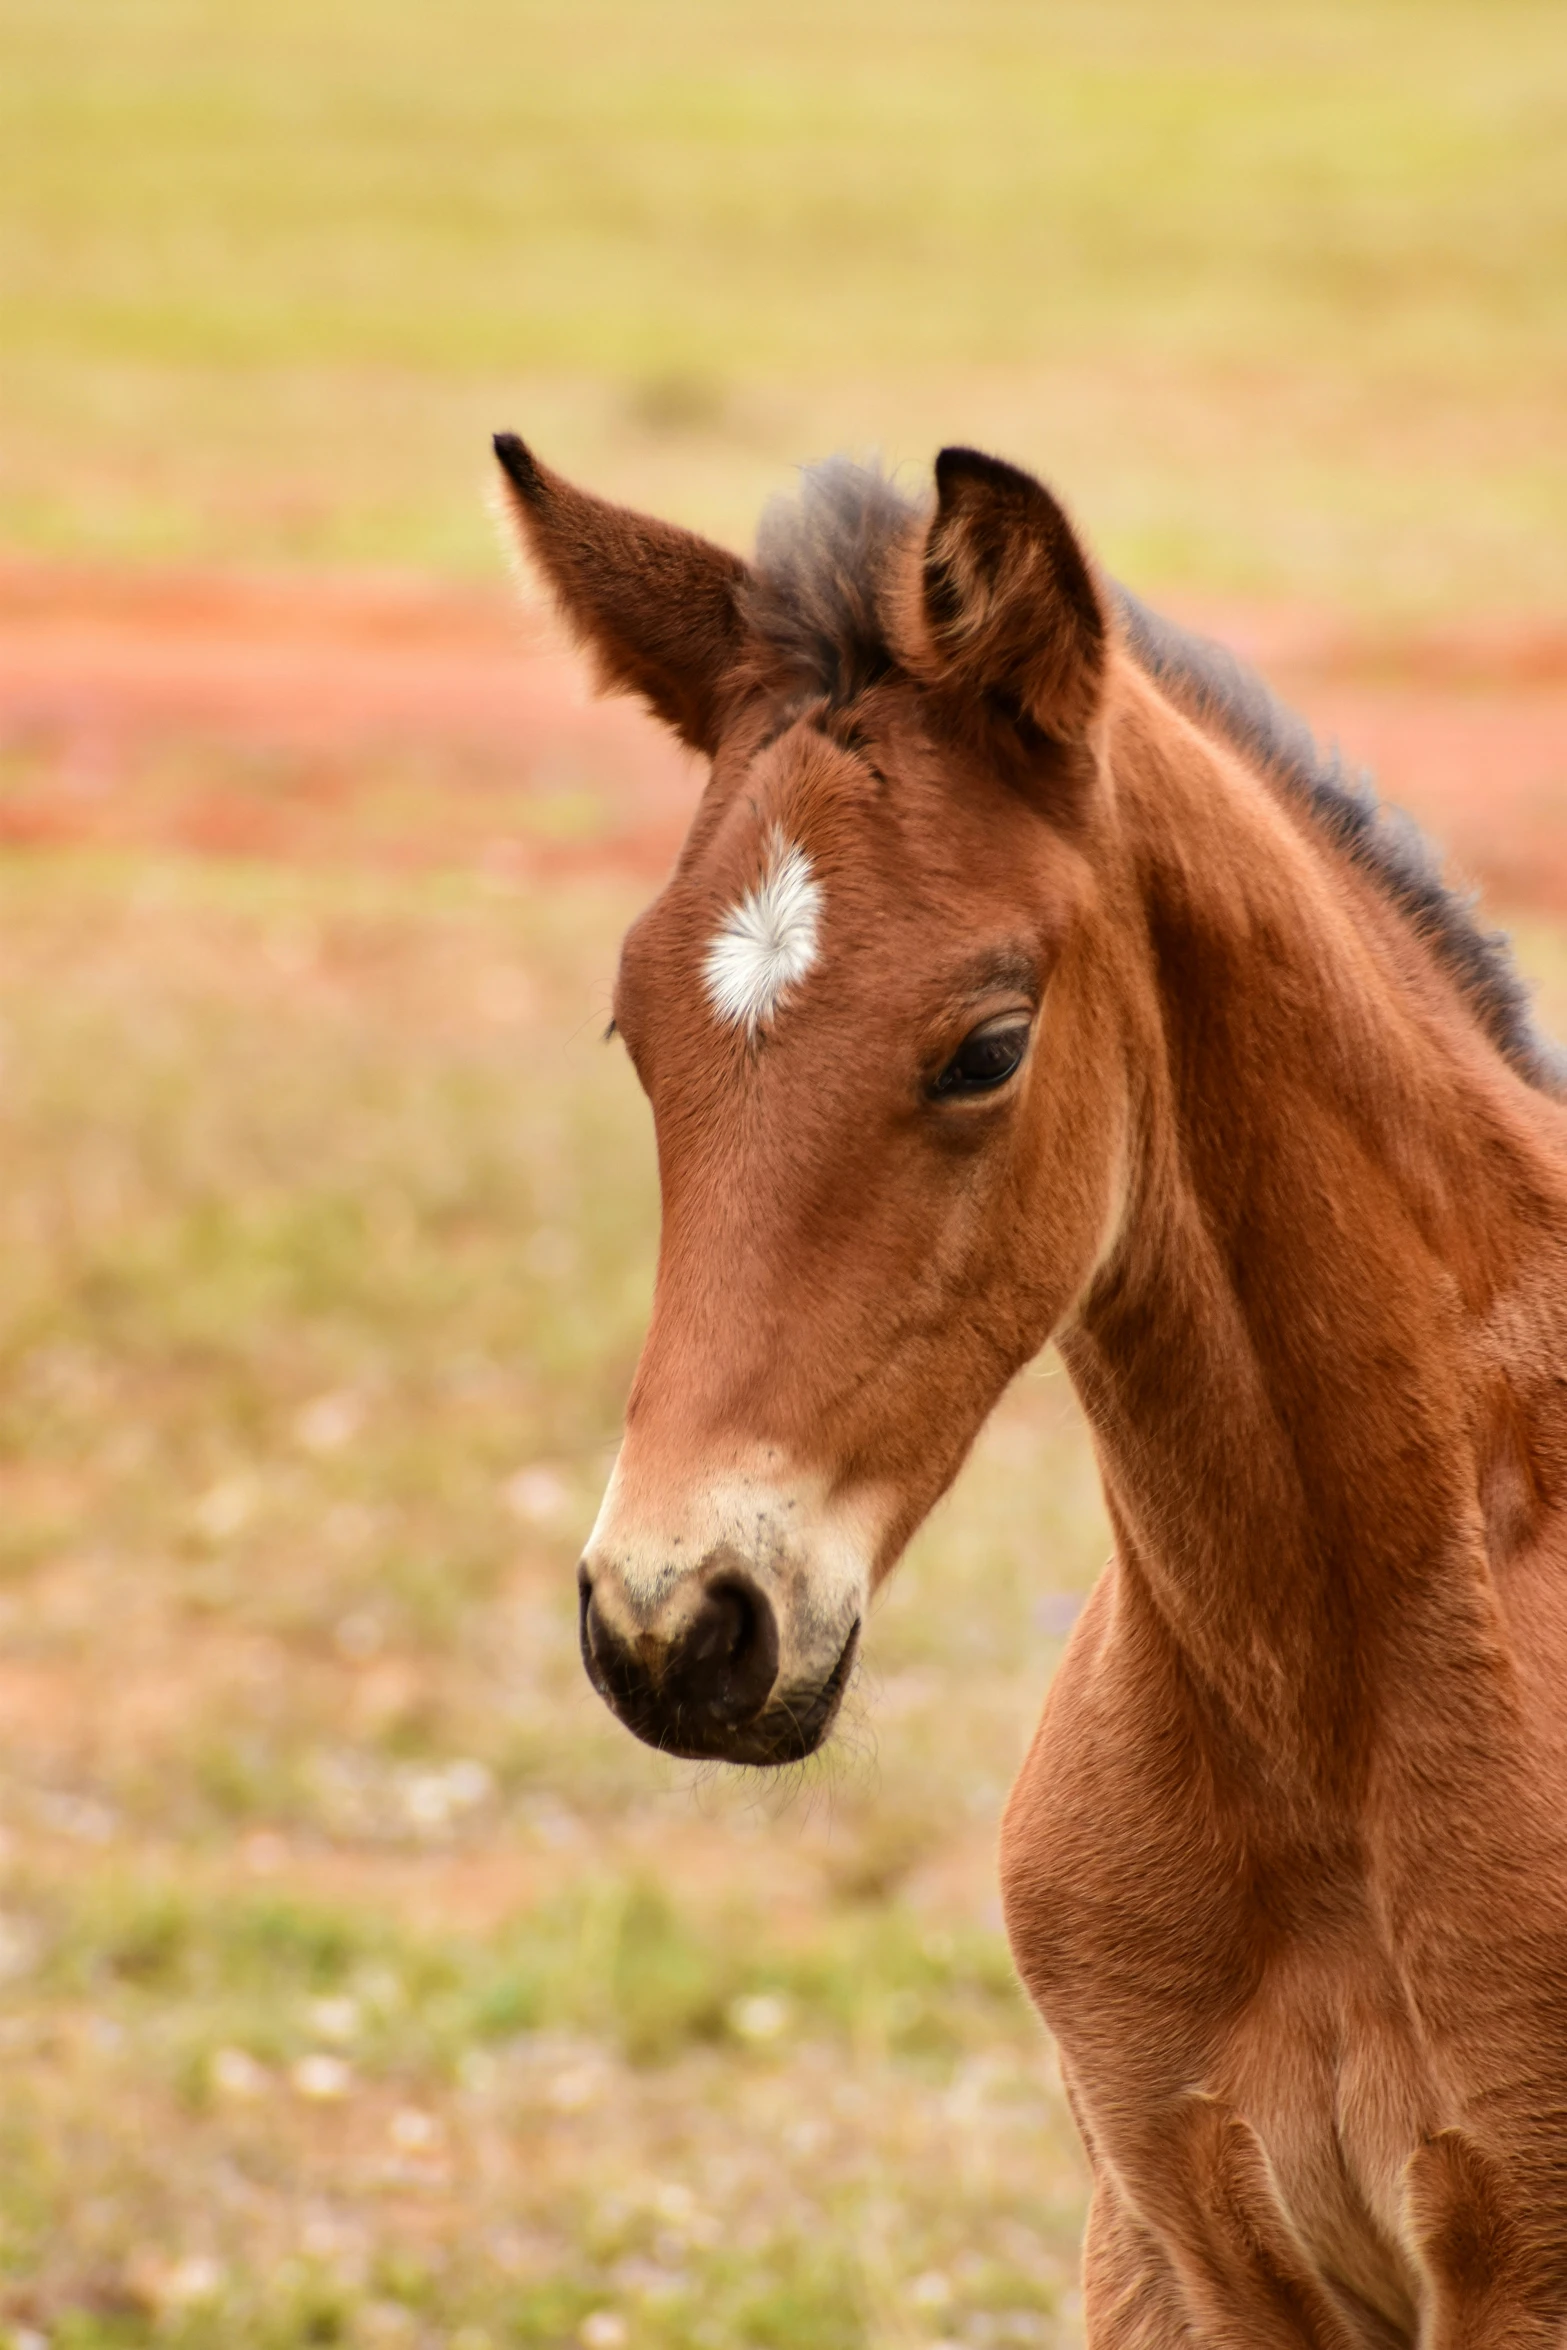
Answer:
[
  {"xmin": 575, "ymin": 1559, "xmax": 785, "ymax": 1748},
  {"xmin": 673, "ymin": 1571, "xmax": 779, "ymax": 1727},
  {"xmin": 691, "ymin": 1582, "xmax": 744, "ymax": 1666},
  {"xmin": 577, "ymin": 1562, "xmax": 625, "ymax": 1701}
]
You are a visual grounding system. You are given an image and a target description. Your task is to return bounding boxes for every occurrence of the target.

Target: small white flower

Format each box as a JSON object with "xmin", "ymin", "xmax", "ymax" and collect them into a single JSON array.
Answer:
[
  {"xmin": 210, "ymin": 2045, "xmax": 269, "ymax": 2099},
  {"xmin": 400, "ymin": 1758, "xmax": 493, "ymax": 1834},
  {"xmin": 294, "ymin": 1391, "xmax": 363, "ymax": 1455},
  {"xmin": 443, "ymin": 1758, "xmax": 494, "ymax": 1810},
  {"xmin": 306, "ymin": 1995, "xmax": 361, "ymax": 2045},
  {"xmin": 726, "ymin": 1991, "xmax": 791, "ymax": 2043},
  {"xmin": 388, "ymin": 2106, "xmax": 440, "ymax": 2152},
  {"xmin": 291, "ymin": 2051, "xmax": 353, "ymax": 2101},
  {"xmin": 162, "ymin": 2255, "xmax": 225, "ymax": 2307},
  {"xmin": 546, "ymin": 2061, "xmax": 605, "ymax": 2114},
  {"xmin": 578, "ymin": 2314, "xmax": 627, "ymax": 2350},
  {"xmin": 909, "ymin": 2271, "xmax": 954, "ymax": 2310},
  {"xmin": 192, "ymin": 1477, "xmax": 255, "ymax": 1540},
  {"xmin": 504, "ymin": 1465, "xmax": 571, "ymax": 1526}
]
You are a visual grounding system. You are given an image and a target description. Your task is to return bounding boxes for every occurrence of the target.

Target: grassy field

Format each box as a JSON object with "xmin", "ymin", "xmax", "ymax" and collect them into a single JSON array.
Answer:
[
  {"xmin": 1, "ymin": 844, "xmax": 1563, "ymax": 2348},
  {"xmin": 2, "ymin": 3, "xmax": 1564, "ymax": 2341},
  {"xmin": 2, "ymin": 0, "xmax": 1565, "ymax": 608},
  {"xmin": 0, "ymin": 850, "xmax": 1121, "ymax": 2348}
]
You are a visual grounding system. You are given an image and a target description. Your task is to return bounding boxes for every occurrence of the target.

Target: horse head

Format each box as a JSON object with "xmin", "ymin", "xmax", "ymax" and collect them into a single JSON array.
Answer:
[{"xmin": 495, "ymin": 435, "xmax": 1136, "ymax": 1764}]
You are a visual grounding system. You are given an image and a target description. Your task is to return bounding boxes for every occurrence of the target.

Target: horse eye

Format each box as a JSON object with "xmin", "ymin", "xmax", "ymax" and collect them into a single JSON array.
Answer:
[{"xmin": 931, "ymin": 1017, "xmax": 1031, "ymax": 1099}]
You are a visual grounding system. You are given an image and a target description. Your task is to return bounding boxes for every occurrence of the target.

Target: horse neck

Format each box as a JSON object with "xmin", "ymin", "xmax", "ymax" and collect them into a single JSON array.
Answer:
[{"xmin": 1059, "ymin": 677, "xmax": 1567, "ymax": 1799}]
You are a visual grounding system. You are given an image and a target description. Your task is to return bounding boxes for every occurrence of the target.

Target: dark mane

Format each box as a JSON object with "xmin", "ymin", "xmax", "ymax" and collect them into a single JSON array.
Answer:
[
  {"xmin": 747, "ymin": 458, "xmax": 1561, "ymax": 1097},
  {"xmin": 1113, "ymin": 588, "xmax": 1565, "ymax": 1096}
]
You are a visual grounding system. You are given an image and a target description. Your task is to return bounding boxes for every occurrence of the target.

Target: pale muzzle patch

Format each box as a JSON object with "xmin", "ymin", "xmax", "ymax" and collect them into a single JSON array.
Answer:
[{"xmin": 703, "ymin": 830, "xmax": 823, "ymax": 1036}]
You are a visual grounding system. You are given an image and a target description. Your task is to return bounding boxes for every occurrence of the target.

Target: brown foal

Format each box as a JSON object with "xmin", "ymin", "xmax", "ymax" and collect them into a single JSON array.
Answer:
[{"xmin": 495, "ymin": 431, "xmax": 1567, "ymax": 2344}]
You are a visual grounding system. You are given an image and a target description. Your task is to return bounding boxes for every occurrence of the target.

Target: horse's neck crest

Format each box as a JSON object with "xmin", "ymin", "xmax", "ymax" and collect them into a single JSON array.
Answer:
[{"xmin": 704, "ymin": 830, "xmax": 823, "ymax": 1037}]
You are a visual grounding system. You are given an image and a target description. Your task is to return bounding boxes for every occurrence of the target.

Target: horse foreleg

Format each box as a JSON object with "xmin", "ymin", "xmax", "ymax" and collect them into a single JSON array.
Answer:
[
  {"xmin": 1090, "ymin": 2100, "xmax": 1360, "ymax": 2350},
  {"xmin": 1081, "ymin": 2177, "xmax": 1195, "ymax": 2349},
  {"xmin": 1403, "ymin": 2129, "xmax": 1566, "ymax": 2348}
]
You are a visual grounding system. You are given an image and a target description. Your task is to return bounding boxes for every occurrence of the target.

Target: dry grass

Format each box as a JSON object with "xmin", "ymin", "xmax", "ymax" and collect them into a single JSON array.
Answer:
[
  {"xmin": 2, "ymin": 3, "xmax": 1564, "ymax": 2338},
  {"xmin": 3, "ymin": 844, "xmax": 1559, "ymax": 2346},
  {"xmin": 0, "ymin": 789, "xmax": 1564, "ymax": 2349},
  {"xmin": 0, "ymin": 848, "xmax": 1122, "ymax": 2349}
]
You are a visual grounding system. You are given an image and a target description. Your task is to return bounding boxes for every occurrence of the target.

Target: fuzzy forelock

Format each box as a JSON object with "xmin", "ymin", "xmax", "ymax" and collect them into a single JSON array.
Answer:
[{"xmin": 745, "ymin": 458, "xmax": 921, "ymax": 708}]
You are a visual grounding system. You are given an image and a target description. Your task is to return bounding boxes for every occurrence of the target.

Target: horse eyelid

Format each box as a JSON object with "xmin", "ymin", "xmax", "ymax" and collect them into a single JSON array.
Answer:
[{"xmin": 926, "ymin": 1014, "xmax": 1033, "ymax": 1101}]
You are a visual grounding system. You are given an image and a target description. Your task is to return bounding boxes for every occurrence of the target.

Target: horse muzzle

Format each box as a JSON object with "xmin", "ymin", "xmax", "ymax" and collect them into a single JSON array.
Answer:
[
  {"xmin": 574, "ymin": 1453, "xmax": 878, "ymax": 1763},
  {"xmin": 577, "ymin": 1550, "xmax": 861, "ymax": 1764}
]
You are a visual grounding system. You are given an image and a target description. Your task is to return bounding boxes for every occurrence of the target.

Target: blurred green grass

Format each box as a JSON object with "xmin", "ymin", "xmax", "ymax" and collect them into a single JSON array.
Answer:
[
  {"xmin": 8, "ymin": 0, "xmax": 1558, "ymax": 376},
  {"xmin": 2, "ymin": 0, "xmax": 1564, "ymax": 603}
]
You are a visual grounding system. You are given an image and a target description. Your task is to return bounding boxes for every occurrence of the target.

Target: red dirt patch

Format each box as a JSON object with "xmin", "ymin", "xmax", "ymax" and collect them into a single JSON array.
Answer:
[
  {"xmin": 2, "ymin": 561, "xmax": 1564, "ymax": 907},
  {"xmin": 0, "ymin": 560, "xmax": 699, "ymax": 882}
]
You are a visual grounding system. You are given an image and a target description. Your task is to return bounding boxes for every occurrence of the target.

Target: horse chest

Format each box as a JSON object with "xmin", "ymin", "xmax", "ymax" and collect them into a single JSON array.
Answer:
[
  {"xmin": 1028, "ymin": 1855, "xmax": 1434, "ymax": 2333},
  {"xmin": 1002, "ymin": 1629, "xmax": 1437, "ymax": 2331},
  {"xmin": 1221, "ymin": 1959, "xmax": 1431, "ymax": 2332}
]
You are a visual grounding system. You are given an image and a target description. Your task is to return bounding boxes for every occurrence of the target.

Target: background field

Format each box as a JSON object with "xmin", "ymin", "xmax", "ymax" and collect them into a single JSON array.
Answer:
[
  {"xmin": 1, "ymin": 4, "xmax": 1565, "ymax": 2347},
  {"xmin": 4, "ymin": 0, "xmax": 1566, "ymax": 609}
]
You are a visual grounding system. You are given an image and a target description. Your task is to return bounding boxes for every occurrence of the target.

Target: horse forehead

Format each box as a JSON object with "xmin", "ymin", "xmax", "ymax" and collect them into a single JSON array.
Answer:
[
  {"xmin": 636, "ymin": 738, "xmax": 845, "ymax": 971},
  {"xmin": 697, "ymin": 826, "xmax": 824, "ymax": 1036},
  {"xmin": 628, "ymin": 709, "xmax": 1003, "ymax": 1024}
]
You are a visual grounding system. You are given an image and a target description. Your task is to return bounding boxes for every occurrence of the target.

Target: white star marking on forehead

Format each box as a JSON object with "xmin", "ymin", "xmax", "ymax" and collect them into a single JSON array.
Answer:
[{"xmin": 703, "ymin": 830, "xmax": 823, "ymax": 1037}]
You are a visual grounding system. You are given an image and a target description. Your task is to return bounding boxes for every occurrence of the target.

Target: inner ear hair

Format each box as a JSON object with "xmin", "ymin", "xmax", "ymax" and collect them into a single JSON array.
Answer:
[
  {"xmin": 907, "ymin": 446, "xmax": 1107, "ymax": 746},
  {"xmin": 493, "ymin": 433, "xmax": 754, "ymax": 756}
]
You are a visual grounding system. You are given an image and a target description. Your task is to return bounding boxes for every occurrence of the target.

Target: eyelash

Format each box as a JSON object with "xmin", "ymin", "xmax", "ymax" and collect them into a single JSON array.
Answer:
[{"xmin": 929, "ymin": 1017, "xmax": 1032, "ymax": 1100}]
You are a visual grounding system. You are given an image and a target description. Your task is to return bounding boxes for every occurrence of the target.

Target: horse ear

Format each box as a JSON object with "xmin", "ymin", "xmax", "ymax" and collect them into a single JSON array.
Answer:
[
  {"xmin": 493, "ymin": 434, "xmax": 752, "ymax": 756},
  {"xmin": 909, "ymin": 447, "xmax": 1106, "ymax": 744}
]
